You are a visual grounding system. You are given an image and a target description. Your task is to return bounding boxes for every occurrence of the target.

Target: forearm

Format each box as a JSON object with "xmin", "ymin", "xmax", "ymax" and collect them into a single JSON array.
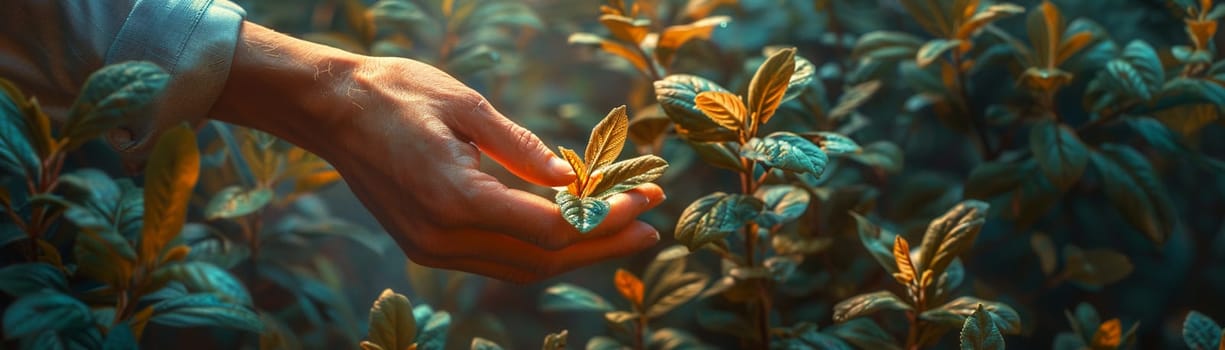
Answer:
[{"xmin": 209, "ymin": 22, "xmax": 365, "ymax": 160}]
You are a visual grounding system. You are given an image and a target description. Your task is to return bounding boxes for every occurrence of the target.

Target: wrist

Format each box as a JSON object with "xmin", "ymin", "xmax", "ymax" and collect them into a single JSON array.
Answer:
[{"xmin": 209, "ymin": 21, "xmax": 364, "ymax": 159}]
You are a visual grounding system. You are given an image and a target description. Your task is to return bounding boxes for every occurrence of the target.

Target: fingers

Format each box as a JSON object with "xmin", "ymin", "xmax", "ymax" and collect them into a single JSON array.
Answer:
[
  {"xmin": 454, "ymin": 101, "xmax": 575, "ymax": 187},
  {"xmin": 469, "ymin": 182, "xmax": 665, "ymax": 250},
  {"xmin": 410, "ymin": 221, "xmax": 661, "ymax": 283}
]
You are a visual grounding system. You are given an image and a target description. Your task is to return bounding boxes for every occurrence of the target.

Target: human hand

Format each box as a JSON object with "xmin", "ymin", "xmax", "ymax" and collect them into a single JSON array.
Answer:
[{"xmin": 211, "ymin": 22, "xmax": 665, "ymax": 283}]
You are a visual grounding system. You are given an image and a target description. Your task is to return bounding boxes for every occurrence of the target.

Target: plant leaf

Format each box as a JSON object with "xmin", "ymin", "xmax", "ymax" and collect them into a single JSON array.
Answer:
[
  {"xmin": 694, "ymin": 91, "xmax": 746, "ymax": 132},
  {"xmin": 0, "ymin": 86, "xmax": 39, "ymax": 179},
  {"xmin": 916, "ymin": 200, "xmax": 988, "ymax": 277},
  {"xmin": 803, "ymin": 131, "xmax": 862, "ymax": 155},
  {"xmin": 644, "ymin": 272, "xmax": 706, "ymax": 318},
  {"xmin": 542, "ymin": 329, "xmax": 568, "ymax": 350},
  {"xmin": 754, "ymin": 185, "xmax": 810, "ymax": 228},
  {"xmin": 893, "ymin": 236, "xmax": 917, "ymax": 285},
  {"xmin": 139, "ymin": 125, "xmax": 199, "ymax": 266},
  {"xmin": 742, "ymin": 132, "xmax": 829, "ymax": 175},
  {"xmin": 1184, "ymin": 311, "xmax": 1221, "ymax": 350},
  {"xmin": 540, "ymin": 283, "xmax": 613, "ymax": 312},
  {"xmin": 0, "ymin": 263, "xmax": 67, "ymax": 296},
  {"xmin": 1061, "ymin": 245, "xmax": 1133, "ymax": 289},
  {"xmin": 1091, "ymin": 318, "xmax": 1122, "ymax": 349},
  {"xmin": 1030, "ymin": 119, "xmax": 1089, "ymax": 190},
  {"xmin": 851, "ymin": 213, "xmax": 900, "ymax": 274},
  {"xmin": 614, "ymin": 269, "xmax": 644, "ymax": 307},
  {"xmin": 1088, "ymin": 144, "xmax": 1175, "ymax": 244},
  {"xmin": 471, "ymin": 338, "xmax": 504, "ymax": 350},
  {"xmin": 152, "ymin": 261, "xmax": 253, "ymax": 306},
  {"xmin": 585, "ymin": 105, "xmax": 630, "ymax": 170},
  {"xmin": 2, "ymin": 291, "xmax": 91, "ymax": 338},
  {"xmin": 587, "ymin": 155, "xmax": 668, "ymax": 199},
  {"xmin": 655, "ymin": 16, "xmax": 730, "ymax": 65},
  {"xmin": 203, "ymin": 186, "xmax": 273, "ymax": 220},
  {"xmin": 921, "ymin": 297, "xmax": 1021, "ymax": 334},
  {"xmin": 1031, "ymin": 233, "xmax": 1057, "ymax": 276},
  {"xmin": 829, "ymin": 81, "xmax": 882, "ymax": 122},
  {"xmin": 678, "ymin": 194, "xmax": 763, "ymax": 251},
  {"xmin": 366, "ymin": 289, "xmax": 416, "ymax": 350},
  {"xmin": 61, "ymin": 61, "xmax": 170, "ymax": 151},
  {"xmin": 555, "ymin": 191, "xmax": 611, "ymax": 234},
  {"xmin": 569, "ymin": 33, "xmax": 653, "ymax": 77},
  {"xmin": 417, "ymin": 310, "xmax": 450, "ymax": 350},
  {"xmin": 917, "ymin": 39, "xmax": 964, "ymax": 68},
  {"xmin": 599, "ymin": 14, "xmax": 650, "ymax": 44},
  {"xmin": 832, "ymin": 291, "xmax": 912, "ymax": 323},
  {"xmin": 852, "ymin": 31, "xmax": 924, "ymax": 61},
  {"xmin": 149, "ymin": 293, "xmax": 262, "ymax": 333},
  {"xmin": 653, "ymin": 75, "xmax": 736, "ymax": 142},
  {"xmin": 961, "ymin": 304, "xmax": 1006, "ymax": 350},
  {"xmin": 746, "ymin": 47, "xmax": 796, "ymax": 126}
]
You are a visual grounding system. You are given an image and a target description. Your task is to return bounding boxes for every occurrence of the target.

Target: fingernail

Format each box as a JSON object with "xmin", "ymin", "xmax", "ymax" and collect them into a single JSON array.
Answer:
[
  {"xmin": 549, "ymin": 156, "xmax": 575, "ymax": 176},
  {"xmin": 106, "ymin": 128, "xmax": 136, "ymax": 151},
  {"xmin": 647, "ymin": 229, "xmax": 660, "ymax": 242}
]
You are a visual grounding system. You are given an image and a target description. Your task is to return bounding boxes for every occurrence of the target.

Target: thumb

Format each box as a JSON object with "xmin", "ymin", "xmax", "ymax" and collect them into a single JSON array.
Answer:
[{"xmin": 460, "ymin": 103, "xmax": 575, "ymax": 187}]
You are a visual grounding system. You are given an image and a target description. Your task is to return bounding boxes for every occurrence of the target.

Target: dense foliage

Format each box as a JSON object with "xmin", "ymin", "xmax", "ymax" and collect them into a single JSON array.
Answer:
[{"xmin": 2, "ymin": 0, "xmax": 1225, "ymax": 349}]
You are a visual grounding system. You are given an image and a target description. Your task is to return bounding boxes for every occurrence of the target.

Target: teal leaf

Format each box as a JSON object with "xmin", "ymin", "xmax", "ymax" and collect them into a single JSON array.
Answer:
[
  {"xmin": 366, "ymin": 289, "xmax": 416, "ymax": 350},
  {"xmin": 754, "ymin": 185, "xmax": 810, "ymax": 228},
  {"xmin": 783, "ymin": 53, "xmax": 818, "ymax": 102},
  {"xmin": 921, "ymin": 297, "xmax": 1021, "ymax": 334},
  {"xmin": 965, "ymin": 160, "xmax": 1030, "ymax": 199},
  {"xmin": 416, "ymin": 310, "xmax": 451, "ymax": 350},
  {"xmin": 852, "ymin": 31, "xmax": 924, "ymax": 61},
  {"xmin": 62, "ymin": 61, "xmax": 170, "ymax": 150},
  {"xmin": 742, "ymin": 132, "xmax": 829, "ymax": 175},
  {"xmin": 149, "ymin": 293, "xmax": 262, "ymax": 333},
  {"xmin": 102, "ymin": 322, "xmax": 137, "ymax": 350},
  {"xmin": 653, "ymin": 75, "xmax": 736, "ymax": 142},
  {"xmin": 832, "ymin": 291, "xmax": 912, "ymax": 322},
  {"xmin": 554, "ymin": 191, "xmax": 610, "ymax": 234},
  {"xmin": 1126, "ymin": 117, "xmax": 1185, "ymax": 154},
  {"xmin": 804, "ymin": 132, "xmax": 862, "ymax": 155},
  {"xmin": 151, "ymin": 262, "xmax": 253, "ymax": 306},
  {"xmin": 851, "ymin": 213, "xmax": 899, "ymax": 274},
  {"xmin": 0, "ymin": 87, "xmax": 39, "ymax": 179},
  {"xmin": 2, "ymin": 291, "xmax": 91, "ymax": 338},
  {"xmin": 917, "ymin": 39, "xmax": 963, "ymax": 68},
  {"xmin": 1030, "ymin": 119, "xmax": 1089, "ymax": 190},
  {"xmin": 204, "ymin": 186, "xmax": 274, "ymax": 220},
  {"xmin": 1089, "ymin": 144, "xmax": 1176, "ymax": 244},
  {"xmin": 540, "ymin": 283, "xmax": 613, "ymax": 312},
  {"xmin": 1183, "ymin": 311, "xmax": 1221, "ymax": 350},
  {"xmin": 369, "ymin": 0, "xmax": 431, "ymax": 33},
  {"xmin": 848, "ymin": 141, "xmax": 903, "ymax": 173},
  {"xmin": 675, "ymin": 193, "xmax": 762, "ymax": 251},
  {"xmin": 827, "ymin": 318, "xmax": 899, "ymax": 350},
  {"xmin": 465, "ymin": 2, "xmax": 543, "ymax": 30},
  {"xmin": 648, "ymin": 328, "xmax": 708, "ymax": 350},
  {"xmin": 1065, "ymin": 302, "xmax": 1101, "ymax": 343},
  {"xmin": 470, "ymin": 338, "xmax": 504, "ymax": 350},
  {"xmin": 1119, "ymin": 40, "xmax": 1164, "ymax": 91},
  {"xmin": 961, "ymin": 304, "xmax": 1006, "ymax": 350},
  {"xmin": 0, "ymin": 263, "xmax": 67, "ymax": 296},
  {"xmin": 1102, "ymin": 60, "xmax": 1151, "ymax": 100},
  {"xmin": 445, "ymin": 45, "xmax": 500, "ymax": 75}
]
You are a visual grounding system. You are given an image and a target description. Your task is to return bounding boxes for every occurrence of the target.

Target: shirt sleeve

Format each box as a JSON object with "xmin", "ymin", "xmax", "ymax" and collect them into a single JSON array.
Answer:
[{"xmin": 0, "ymin": 0, "xmax": 246, "ymax": 155}]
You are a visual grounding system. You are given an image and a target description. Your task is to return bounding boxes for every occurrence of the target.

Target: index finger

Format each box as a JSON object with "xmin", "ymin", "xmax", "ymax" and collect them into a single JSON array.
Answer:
[{"xmin": 467, "ymin": 181, "xmax": 665, "ymax": 250}]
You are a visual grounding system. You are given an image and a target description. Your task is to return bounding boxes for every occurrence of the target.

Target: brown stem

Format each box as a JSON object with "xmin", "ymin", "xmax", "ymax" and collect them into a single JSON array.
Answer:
[{"xmin": 634, "ymin": 315, "xmax": 647, "ymax": 350}]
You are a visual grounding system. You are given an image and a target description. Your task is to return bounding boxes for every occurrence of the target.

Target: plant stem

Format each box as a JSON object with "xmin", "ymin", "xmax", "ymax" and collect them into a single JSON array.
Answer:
[
  {"xmin": 949, "ymin": 51, "xmax": 995, "ymax": 161},
  {"xmin": 634, "ymin": 315, "xmax": 647, "ymax": 350}
]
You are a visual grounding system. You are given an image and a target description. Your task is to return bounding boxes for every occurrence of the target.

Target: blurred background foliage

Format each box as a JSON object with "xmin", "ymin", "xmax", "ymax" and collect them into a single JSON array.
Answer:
[{"xmin": 2, "ymin": 0, "xmax": 1225, "ymax": 349}]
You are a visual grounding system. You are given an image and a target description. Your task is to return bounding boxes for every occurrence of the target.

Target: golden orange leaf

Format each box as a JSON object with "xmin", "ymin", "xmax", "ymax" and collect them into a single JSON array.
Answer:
[
  {"xmin": 694, "ymin": 91, "xmax": 747, "ymax": 132},
  {"xmin": 585, "ymin": 105, "xmax": 630, "ymax": 170},
  {"xmin": 559, "ymin": 146, "xmax": 588, "ymax": 194},
  {"xmin": 893, "ymin": 236, "xmax": 917, "ymax": 285},
  {"xmin": 655, "ymin": 16, "xmax": 730, "ymax": 65},
  {"xmin": 746, "ymin": 47, "xmax": 796, "ymax": 127},
  {"xmin": 1187, "ymin": 20, "xmax": 1218, "ymax": 49},
  {"xmin": 1091, "ymin": 318, "xmax": 1122, "ymax": 348},
  {"xmin": 614, "ymin": 268, "xmax": 645, "ymax": 307},
  {"xmin": 569, "ymin": 33, "xmax": 653, "ymax": 77},
  {"xmin": 139, "ymin": 125, "xmax": 200, "ymax": 266},
  {"xmin": 1055, "ymin": 31, "xmax": 1094, "ymax": 66},
  {"xmin": 600, "ymin": 14, "xmax": 650, "ymax": 44}
]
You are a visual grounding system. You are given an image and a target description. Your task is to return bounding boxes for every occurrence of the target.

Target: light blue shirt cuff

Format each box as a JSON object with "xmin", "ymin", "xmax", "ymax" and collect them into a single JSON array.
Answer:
[{"xmin": 106, "ymin": 0, "xmax": 246, "ymax": 152}]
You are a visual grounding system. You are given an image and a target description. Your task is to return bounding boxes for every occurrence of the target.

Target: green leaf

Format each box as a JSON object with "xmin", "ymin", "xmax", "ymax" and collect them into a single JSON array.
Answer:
[
  {"xmin": 586, "ymin": 336, "xmax": 626, "ymax": 350},
  {"xmin": 965, "ymin": 160, "xmax": 1029, "ymax": 199},
  {"xmin": 1030, "ymin": 119, "xmax": 1089, "ymax": 190},
  {"xmin": 62, "ymin": 61, "xmax": 170, "ymax": 151},
  {"xmin": 961, "ymin": 304, "xmax": 1006, "ymax": 350},
  {"xmin": 149, "ymin": 293, "xmax": 262, "ymax": 333},
  {"xmin": 0, "ymin": 87, "xmax": 39, "ymax": 179},
  {"xmin": 644, "ymin": 272, "xmax": 707, "ymax": 318},
  {"xmin": 832, "ymin": 291, "xmax": 912, "ymax": 322},
  {"xmin": 555, "ymin": 191, "xmax": 611, "ymax": 234},
  {"xmin": 0, "ymin": 263, "xmax": 67, "ymax": 296},
  {"xmin": 828, "ymin": 81, "xmax": 882, "ymax": 121},
  {"xmin": 1103, "ymin": 60, "xmax": 1152, "ymax": 100},
  {"xmin": 921, "ymin": 297, "xmax": 1021, "ymax": 334},
  {"xmin": 1065, "ymin": 303, "xmax": 1101, "ymax": 343},
  {"xmin": 653, "ymin": 75, "xmax": 736, "ymax": 142},
  {"xmin": 470, "ymin": 338, "xmax": 504, "ymax": 350},
  {"xmin": 747, "ymin": 47, "xmax": 796, "ymax": 126},
  {"xmin": 916, "ymin": 200, "xmax": 988, "ymax": 277},
  {"xmin": 917, "ymin": 39, "xmax": 963, "ymax": 68},
  {"xmin": 1126, "ymin": 117, "xmax": 1185, "ymax": 154},
  {"xmin": 2, "ymin": 291, "xmax": 91, "ymax": 338},
  {"xmin": 1183, "ymin": 311, "xmax": 1221, "ymax": 350},
  {"xmin": 365, "ymin": 289, "xmax": 416, "ymax": 350},
  {"xmin": 648, "ymin": 328, "xmax": 708, "ymax": 350},
  {"xmin": 852, "ymin": 31, "xmax": 925, "ymax": 61},
  {"xmin": 783, "ymin": 53, "xmax": 818, "ymax": 102},
  {"xmin": 465, "ymin": 2, "xmax": 543, "ymax": 30},
  {"xmin": 848, "ymin": 141, "xmax": 904, "ymax": 173},
  {"xmin": 152, "ymin": 262, "xmax": 252, "ymax": 306},
  {"xmin": 742, "ymin": 132, "xmax": 829, "ymax": 175},
  {"xmin": 754, "ymin": 185, "xmax": 810, "ymax": 228},
  {"xmin": 675, "ymin": 193, "xmax": 763, "ymax": 251},
  {"xmin": 416, "ymin": 310, "xmax": 451, "ymax": 350},
  {"xmin": 828, "ymin": 318, "xmax": 900, "ymax": 350},
  {"xmin": 139, "ymin": 125, "xmax": 200, "ymax": 265},
  {"xmin": 542, "ymin": 330, "xmax": 567, "ymax": 350},
  {"xmin": 687, "ymin": 141, "xmax": 745, "ymax": 171},
  {"xmin": 588, "ymin": 155, "xmax": 669, "ymax": 199},
  {"xmin": 102, "ymin": 322, "xmax": 137, "ymax": 350},
  {"xmin": 540, "ymin": 283, "xmax": 613, "ymax": 312},
  {"xmin": 851, "ymin": 213, "xmax": 899, "ymax": 274},
  {"xmin": 1119, "ymin": 40, "xmax": 1164, "ymax": 91},
  {"xmin": 1088, "ymin": 144, "xmax": 1175, "ymax": 244},
  {"xmin": 203, "ymin": 186, "xmax": 274, "ymax": 220},
  {"xmin": 803, "ymin": 132, "xmax": 862, "ymax": 156},
  {"xmin": 369, "ymin": 0, "xmax": 431, "ymax": 32},
  {"xmin": 1061, "ymin": 245, "xmax": 1134, "ymax": 289}
]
